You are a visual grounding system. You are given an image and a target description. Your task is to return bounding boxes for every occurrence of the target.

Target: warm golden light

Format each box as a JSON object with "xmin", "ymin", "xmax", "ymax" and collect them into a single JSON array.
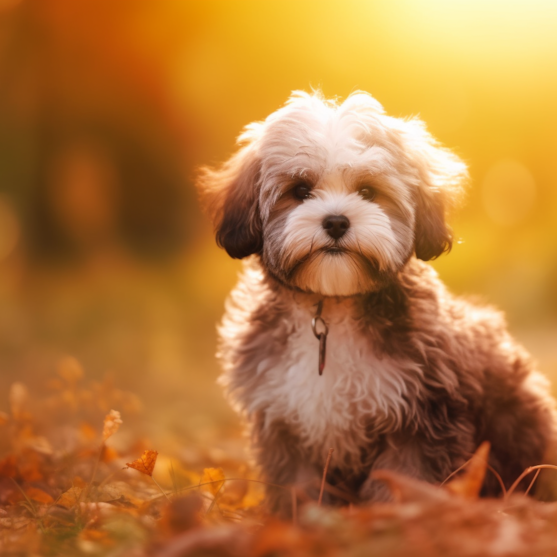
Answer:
[
  {"xmin": 0, "ymin": 0, "xmax": 554, "ymax": 411},
  {"xmin": 482, "ymin": 159, "xmax": 536, "ymax": 226},
  {"xmin": 0, "ymin": 2, "xmax": 556, "ymax": 552}
]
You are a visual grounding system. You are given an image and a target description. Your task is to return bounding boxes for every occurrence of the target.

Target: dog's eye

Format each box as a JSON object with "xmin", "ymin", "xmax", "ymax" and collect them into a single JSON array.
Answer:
[
  {"xmin": 293, "ymin": 183, "xmax": 312, "ymax": 200},
  {"xmin": 358, "ymin": 186, "xmax": 377, "ymax": 201}
]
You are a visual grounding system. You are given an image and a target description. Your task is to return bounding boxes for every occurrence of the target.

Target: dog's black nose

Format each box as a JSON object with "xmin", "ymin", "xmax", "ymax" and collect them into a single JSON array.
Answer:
[{"xmin": 322, "ymin": 215, "xmax": 350, "ymax": 239}]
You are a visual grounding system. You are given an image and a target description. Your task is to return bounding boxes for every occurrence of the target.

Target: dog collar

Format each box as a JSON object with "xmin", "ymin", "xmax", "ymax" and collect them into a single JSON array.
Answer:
[{"xmin": 311, "ymin": 300, "xmax": 329, "ymax": 376}]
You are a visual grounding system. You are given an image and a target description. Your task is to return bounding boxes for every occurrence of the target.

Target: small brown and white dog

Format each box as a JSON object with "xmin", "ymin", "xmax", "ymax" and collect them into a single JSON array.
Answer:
[{"xmin": 198, "ymin": 91, "xmax": 556, "ymax": 513}]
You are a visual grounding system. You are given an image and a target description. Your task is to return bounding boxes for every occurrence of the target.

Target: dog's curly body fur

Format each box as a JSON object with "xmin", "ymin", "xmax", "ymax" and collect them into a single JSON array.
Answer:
[
  {"xmin": 220, "ymin": 257, "xmax": 554, "ymax": 511},
  {"xmin": 199, "ymin": 91, "xmax": 556, "ymax": 513}
]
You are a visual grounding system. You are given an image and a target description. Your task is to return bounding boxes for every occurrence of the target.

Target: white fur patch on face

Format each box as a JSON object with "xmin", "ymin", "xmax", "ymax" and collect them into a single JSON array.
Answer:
[
  {"xmin": 227, "ymin": 90, "xmax": 466, "ymax": 295},
  {"xmin": 277, "ymin": 191, "xmax": 411, "ymax": 296},
  {"xmin": 251, "ymin": 95, "xmax": 422, "ymax": 296},
  {"xmin": 298, "ymin": 252, "xmax": 364, "ymax": 297}
]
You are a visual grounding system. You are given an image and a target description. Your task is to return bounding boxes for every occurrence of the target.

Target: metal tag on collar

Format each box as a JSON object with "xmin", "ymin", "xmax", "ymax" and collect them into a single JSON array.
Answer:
[{"xmin": 311, "ymin": 300, "xmax": 329, "ymax": 376}]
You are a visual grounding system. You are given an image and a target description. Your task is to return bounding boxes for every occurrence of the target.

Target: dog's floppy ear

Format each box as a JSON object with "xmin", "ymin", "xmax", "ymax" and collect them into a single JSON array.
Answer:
[
  {"xmin": 197, "ymin": 144, "xmax": 263, "ymax": 259},
  {"xmin": 414, "ymin": 188, "xmax": 452, "ymax": 261},
  {"xmin": 400, "ymin": 118, "xmax": 468, "ymax": 261}
]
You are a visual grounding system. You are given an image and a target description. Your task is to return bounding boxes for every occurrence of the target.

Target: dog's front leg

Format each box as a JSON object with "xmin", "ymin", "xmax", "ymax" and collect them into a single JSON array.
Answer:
[{"xmin": 250, "ymin": 414, "xmax": 320, "ymax": 517}]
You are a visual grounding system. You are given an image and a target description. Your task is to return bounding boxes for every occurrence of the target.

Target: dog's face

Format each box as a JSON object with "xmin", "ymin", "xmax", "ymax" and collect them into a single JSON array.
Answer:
[{"xmin": 199, "ymin": 92, "xmax": 467, "ymax": 296}]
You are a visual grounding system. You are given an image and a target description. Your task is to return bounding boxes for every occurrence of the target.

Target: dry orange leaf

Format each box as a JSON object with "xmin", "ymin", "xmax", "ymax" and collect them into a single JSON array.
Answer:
[
  {"xmin": 242, "ymin": 481, "xmax": 268, "ymax": 509},
  {"xmin": 57, "ymin": 484, "xmax": 121, "ymax": 508},
  {"xmin": 102, "ymin": 445, "xmax": 119, "ymax": 463},
  {"xmin": 0, "ymin": 455, "xmax": 18, "ymax": 478},
  {"xmin": 200, "ymin": 467, "xmax": 225, "ymax": 497},
  {"xmin": 125, "ymin": 450, "xmax": 158, "ymax": 477},
  {"xmin": 56, "ymin": 487, "xmax": 82, "ymax": 508},
  {"xmin": 72, "ymin": 476, "xmax": 87, "ymax": 488},
  {"xmin": 446, "ymin": 441, "xmax": 490, "ymax": 499},
  {"xmin": 25, "ymin": 487, "xmax": 54, "ymax": 505},
  {"xmin": 371, "ymin": 469, "xmax": 449, "ymax": 503},
  {"xmin": 18, "ymin": 450, "xmax": 43, "ymax": 482},
  {"xmin": 102, "ymin": 409, "xmax": 122, "ymax": 441}
]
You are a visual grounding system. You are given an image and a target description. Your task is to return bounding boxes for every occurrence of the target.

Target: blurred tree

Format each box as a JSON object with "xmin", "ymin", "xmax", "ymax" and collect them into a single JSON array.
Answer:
[{"xmin": 0, "ymin": 0, "xmax": 198, "ymax": 264}]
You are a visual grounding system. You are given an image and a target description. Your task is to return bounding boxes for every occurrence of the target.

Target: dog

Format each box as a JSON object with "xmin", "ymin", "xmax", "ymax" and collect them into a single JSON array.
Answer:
[{"xmin": 198, "ymin": 91, "xmax": 556, "ymax": 513}]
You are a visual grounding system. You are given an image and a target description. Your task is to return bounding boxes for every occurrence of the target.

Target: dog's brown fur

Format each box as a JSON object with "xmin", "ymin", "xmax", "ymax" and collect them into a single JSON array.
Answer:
[
  {"xmin": 218, "ymin": 258, "xmax": 555, "ymax": 513},
  {"xmin": 199, "ymin": 91, "xmax": 557, "ymax": 514}
]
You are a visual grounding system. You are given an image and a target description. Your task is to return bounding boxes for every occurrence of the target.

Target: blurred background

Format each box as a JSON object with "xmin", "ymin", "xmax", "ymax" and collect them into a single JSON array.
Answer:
[{"xmin": 0, "ymin": 0, "xmax": 556, "ymax": 446}]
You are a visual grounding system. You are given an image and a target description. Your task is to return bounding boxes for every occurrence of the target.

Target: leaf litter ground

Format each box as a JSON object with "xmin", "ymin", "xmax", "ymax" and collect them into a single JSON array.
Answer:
[{"xmin": 2, "ymin": 358, "xmax": 557, "ymax": 557}]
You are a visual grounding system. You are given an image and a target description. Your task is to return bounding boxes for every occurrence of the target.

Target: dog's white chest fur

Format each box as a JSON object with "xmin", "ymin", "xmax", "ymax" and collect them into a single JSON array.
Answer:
[{"xmin": 252, "ymin": 300, "xmax": 423, "ymax": 466}]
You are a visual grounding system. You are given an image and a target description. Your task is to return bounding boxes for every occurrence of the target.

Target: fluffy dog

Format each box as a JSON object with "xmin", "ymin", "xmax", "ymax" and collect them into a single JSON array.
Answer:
[{"xmin": 198, "ymin": 91, "xmax": 556, "ymax": 513}]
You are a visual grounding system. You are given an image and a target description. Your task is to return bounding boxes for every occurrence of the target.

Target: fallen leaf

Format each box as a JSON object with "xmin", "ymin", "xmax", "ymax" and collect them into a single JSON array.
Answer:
[
  {"xmin": 25, "ymin": 487, "xmax": 54, "ymax": 504},
  {"xmin": 102, "ymin": 445, "xmax": 119, "ymax": 463},
  {"xmin": 446, "ymin": 442, "xmax": 490, "ymax": 499},
  {"xmin": 57, "ymin": 486, "xmax": 82, "ymax": 508},
  {"xmin": 18, "ymin": 450, "xmax": 43, "ymax": 482},
  {"xmin": 125, "ymin": 450, "xmax": 158, "ymax": 477},
  {"xmin": 57, "ymin": 484, "xmax": 122, "ymax": 508},
  {"xmin": 200, "ymin": 467, "xmax": 225, "ymax": 497},
  {"xmin": 0, "ymin": 455, "xmax": 18, "ymax": 478},
  {"xmin": 88, "ymin": 483, "xmax": 122, "ymax": 503},
  {"xmin": 371, "ymin": 469, "xmax": 450, "ymax": 503},
  {"xmin": 102, "ymin": 410, "xmax": 122, "ymax": 441},
  {"xmin": 241, "ymin": 481, "xmax": 266, "ymax": 509},
  {"xmin": 73, "ymin": 476, "xmax": 87, "ymax": 488}
]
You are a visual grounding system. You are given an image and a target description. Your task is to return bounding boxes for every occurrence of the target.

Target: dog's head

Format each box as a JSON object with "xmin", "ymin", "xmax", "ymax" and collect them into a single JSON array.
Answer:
[{"xmin": 198, "ymin": 91, "xmax": 467, "ymax": 296}]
